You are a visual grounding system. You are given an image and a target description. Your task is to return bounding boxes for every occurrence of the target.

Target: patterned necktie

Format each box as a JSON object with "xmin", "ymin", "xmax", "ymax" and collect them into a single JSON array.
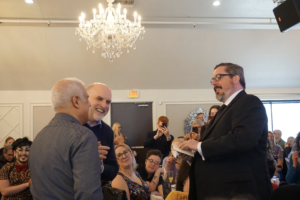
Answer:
[{"xmin": 15, "ymin": 165, "xmax": 28, "ymax": 172}]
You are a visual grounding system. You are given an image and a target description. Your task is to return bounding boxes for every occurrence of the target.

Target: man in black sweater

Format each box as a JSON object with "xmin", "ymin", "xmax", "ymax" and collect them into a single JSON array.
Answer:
[
  {"xmin": 84, "ymin": 83, "xmax": 118, "ymax": 182},
  {"xmin": 144, "ymin": 116, "xmax": 174, "ymax": 158}
]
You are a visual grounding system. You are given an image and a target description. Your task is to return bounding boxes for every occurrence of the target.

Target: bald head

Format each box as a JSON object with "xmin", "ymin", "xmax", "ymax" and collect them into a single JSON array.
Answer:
[
  {"xmin": 87, "ymin": 83, "xmax": 112, "ymax": 124},
  {"xmin": 51, "ymin": 78, "xmax": 86, "ymax": 111}
]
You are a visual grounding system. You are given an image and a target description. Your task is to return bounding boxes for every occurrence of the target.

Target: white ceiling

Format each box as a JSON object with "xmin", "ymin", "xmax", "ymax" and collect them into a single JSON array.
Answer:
[{"xmin": 1, "ymin": 0, "xmax": 300, "ymax": 90}]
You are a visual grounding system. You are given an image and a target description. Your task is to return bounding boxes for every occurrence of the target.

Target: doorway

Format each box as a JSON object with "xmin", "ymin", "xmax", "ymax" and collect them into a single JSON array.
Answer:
[{"xmin": 111, "ymin": 102, "xmax": 153, "ymax": 165}]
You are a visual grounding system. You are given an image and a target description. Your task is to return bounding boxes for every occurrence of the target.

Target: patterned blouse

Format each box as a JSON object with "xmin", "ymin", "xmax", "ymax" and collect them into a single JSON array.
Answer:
[
  {"xmin": 118, "ymin": 171, "xmax": 150, "ymax": 200},
  {"xmin": 271, "ymin": 144, "xmax": 282, "ymax": 161},
  {"xmin": 0, "ymin": 162, "xmax": 32, "ymax": 200}
]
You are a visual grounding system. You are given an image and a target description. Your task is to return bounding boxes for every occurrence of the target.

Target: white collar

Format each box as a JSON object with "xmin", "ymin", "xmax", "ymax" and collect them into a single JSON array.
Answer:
[
  {"xmin": 224, "ymin": 89, "xmax": 243, "ymax": 106},
  {"xmin": 86, "ymin": 120, "xmax": 102, "ymax": 127}
]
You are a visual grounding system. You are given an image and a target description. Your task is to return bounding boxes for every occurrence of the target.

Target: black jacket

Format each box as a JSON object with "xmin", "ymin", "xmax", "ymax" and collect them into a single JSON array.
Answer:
[{"xmin": 189, "ymin": 90, "xmax": 272, "ymax": 200}]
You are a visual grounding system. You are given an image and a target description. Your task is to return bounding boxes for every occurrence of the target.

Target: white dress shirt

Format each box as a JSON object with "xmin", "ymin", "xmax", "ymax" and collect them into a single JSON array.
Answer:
[{"xmin": 197, "ymin": 89, "xmax": 244, "ymax": 160}]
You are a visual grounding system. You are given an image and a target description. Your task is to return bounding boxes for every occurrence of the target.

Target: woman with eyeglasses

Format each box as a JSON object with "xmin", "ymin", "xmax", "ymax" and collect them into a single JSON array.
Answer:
[
  {"xmin": 111, "ymin": 144, "xmax": 150, "ymax": 200},
  {"xmin": 136, "ymin": 149, "xmax": 164, "ymax": 197}
]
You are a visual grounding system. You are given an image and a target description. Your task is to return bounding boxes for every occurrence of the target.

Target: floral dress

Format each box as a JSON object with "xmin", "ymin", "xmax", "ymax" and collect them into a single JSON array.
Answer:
[{"xmin": 118, "ymin": 171, "xmax": 150, "ymax": 200}]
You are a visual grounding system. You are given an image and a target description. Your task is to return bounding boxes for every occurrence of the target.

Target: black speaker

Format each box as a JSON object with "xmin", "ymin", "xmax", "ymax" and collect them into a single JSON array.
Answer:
[{"xmin": 273, "ymin": 0, "xmax": 300, "ymax": 32}]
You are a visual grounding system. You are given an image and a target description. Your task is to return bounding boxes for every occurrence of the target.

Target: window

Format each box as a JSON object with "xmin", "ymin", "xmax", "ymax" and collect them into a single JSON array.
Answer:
[{"xmin": 263, "ymin": 101, "xmax": 300, "ymax": 141}]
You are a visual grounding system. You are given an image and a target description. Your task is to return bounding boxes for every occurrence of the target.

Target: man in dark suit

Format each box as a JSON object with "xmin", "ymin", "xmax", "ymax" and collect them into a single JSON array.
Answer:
[{"xmin": 179, "ymin": 63, "xmax": 272, "ymax": 200}]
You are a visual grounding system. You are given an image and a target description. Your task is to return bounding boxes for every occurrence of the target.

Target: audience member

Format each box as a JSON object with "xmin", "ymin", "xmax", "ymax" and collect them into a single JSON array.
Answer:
[
  {"xmin": 162, "ymin": 139, "xmax": 183, "ymax": 183},
  {"xmin": 189, "ymin": 119, "xmax": 204, "ymax": 141},
  {"xmin": 112, "ymin": 122, "xmax": 127, "ymax": 140},
  {"xmin": 112, "ymin": 144, "xmax": 150, "ymax": 200},
  {"xmin": 136, "ymin": 150, "xmax": 164, "ymax": 196},
  {"xmin": 268, "ymin": 131, "xmax": 284, "ymax": 180},
  {"xmin": 282, "ymin": 136, "xmax": 295, "ymax": 181},
  {"xmin": 84, "ymin": 83, "xmax": 118, "ymax": 182},
  {"xmin": 177, "ymin": 136, "xmax": 184, "ymax": 140},
  {"xmin": 179, "ymin": 63, "xmax": 272, "ymax": 199},
  {"xmin": 208, "ymin": 105, "xmax": 220, "ymax": 122},
  {"xmin": 29, "ymin": 78, "xmax": 103, "ymax": 200},
  {"xmin": 0, "ymin": 137, "xmax": 15, "ymax": 156},
  {"xmin": 144, "ymin": 116, "xmax": 174, "ymax": 158},
  {"xmin": 114, "ymin": 135, "xmax": 137, "ymax": 157},
  {"xmin": 285, "ymin": 132, "xmax": 300, "ymax": 184},
  {"xmin": 0, "ymin": 145, "xmax": 14, "ymax": 169},
  {"xmin": 0, "ymin": 137, "xmax": 32, "ymax": 199},
  {"xmin": 267, "ymin": 138, "xmax": 278, "ymax": 189},
  {"xmin": 176, "ymin": 136, "xmax": 192, "ymax": 193},
  {"xmin": 284, "ymin": 136, "xmax": 295, "ymax": 156},
  {"xmin": 274, "ymin": 129, "xmax": 286, "ymax": 149},
  {"xmin": 196, "ymin": 113, "xmax": 205, "ymax": 123}
]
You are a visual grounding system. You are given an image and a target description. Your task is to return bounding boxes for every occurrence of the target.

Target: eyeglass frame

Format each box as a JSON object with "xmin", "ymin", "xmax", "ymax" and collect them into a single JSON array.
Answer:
[
  {"xmin": 147, "ymin": 159, "xmax": 160, "ymax": 166},
  {"xmin": 116, "ymin": 150, "xmax": 130, "ymax": 159},
  {"xmin": 210, "ymin": 74, "xmax": 233, "ymax": 85}
]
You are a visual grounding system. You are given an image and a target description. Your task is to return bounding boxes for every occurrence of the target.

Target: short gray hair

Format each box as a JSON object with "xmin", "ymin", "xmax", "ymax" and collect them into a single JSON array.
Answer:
[
  {"xmin": 215, "ymin": 63, "xmax": 246, "ymax": 89},
  {"xmin": 192, "ymin": 119, "xmax": 204, "ymax": 127},
  {"xmin": 86, "ymin": 82, "xmax": 109, "ymax": 94},
  {"xmin": 51, "ymin": 78, "xmax": 86, "ymax": 110},
  {"xmin": 3, "ymin": 145, "xmax": 12, "ymax": 154},
  {"xmin": 274, "ymin": 129, "xmax": 282, "ymax": 136}
]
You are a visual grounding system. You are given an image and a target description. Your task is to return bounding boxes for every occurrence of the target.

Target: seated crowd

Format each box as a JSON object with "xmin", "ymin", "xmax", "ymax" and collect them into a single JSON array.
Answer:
[{"xmin": 0, "ymin": 79, "xmax": 299, "ymax": 200}]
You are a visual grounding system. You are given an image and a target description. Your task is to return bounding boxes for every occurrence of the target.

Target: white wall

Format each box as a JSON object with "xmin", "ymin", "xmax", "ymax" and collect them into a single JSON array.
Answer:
[{"xmin": 0, "ymin": 87, "xmax": 300, "ymax": 146}]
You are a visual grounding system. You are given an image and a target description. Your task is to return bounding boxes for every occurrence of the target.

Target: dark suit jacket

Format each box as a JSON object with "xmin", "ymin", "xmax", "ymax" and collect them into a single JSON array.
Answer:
[{"xmin": 189, "ymin": 90, "xmax": 272, "ymax": 200}]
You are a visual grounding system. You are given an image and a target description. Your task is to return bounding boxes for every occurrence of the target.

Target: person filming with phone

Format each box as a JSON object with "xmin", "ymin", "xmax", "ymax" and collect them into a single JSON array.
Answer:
[{"xmin": 144, "ymin": 116, "xmax": 174, "ymax": 159}]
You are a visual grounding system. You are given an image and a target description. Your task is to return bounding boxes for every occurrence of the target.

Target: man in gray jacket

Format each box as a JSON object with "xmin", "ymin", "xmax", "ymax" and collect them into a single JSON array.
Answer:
[{"xmin": 29, "ymin": 78, "xmax": 103, "ymax": 200}]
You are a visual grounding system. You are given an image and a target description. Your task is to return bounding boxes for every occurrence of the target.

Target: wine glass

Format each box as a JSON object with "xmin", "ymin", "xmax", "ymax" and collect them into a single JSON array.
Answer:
[{"xmin": 167, "ymin": 171, "xmax": 174, "ymax": 183}]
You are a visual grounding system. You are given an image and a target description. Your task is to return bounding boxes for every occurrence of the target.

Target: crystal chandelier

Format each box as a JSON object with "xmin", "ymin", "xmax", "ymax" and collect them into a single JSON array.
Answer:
[{"xmin": 75, "ymin": 0, "xmax": 145, "ymax": 62}]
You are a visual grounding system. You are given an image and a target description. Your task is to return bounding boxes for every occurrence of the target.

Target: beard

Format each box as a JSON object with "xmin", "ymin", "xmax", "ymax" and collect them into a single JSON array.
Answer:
[
  {"xmin": 91, "ymin": 107, "xmax": 107, "ymax": 121},
  {"xmin": 214, "ymin": 86, "xmax": 231, "ymax": 102}
]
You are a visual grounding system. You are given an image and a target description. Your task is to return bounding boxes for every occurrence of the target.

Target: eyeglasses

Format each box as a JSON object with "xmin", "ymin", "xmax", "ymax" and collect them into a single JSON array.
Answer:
[
  {"xmin": 116, "ymin": 150, "xmax": 130, "ymax": 159},
  {"xmin": 210, "ymin": 74, "xmax": 232, "ymax": 85},
  {"xmin": 147, "ymin": 159, "xmax": 160, "ymax": 165}
]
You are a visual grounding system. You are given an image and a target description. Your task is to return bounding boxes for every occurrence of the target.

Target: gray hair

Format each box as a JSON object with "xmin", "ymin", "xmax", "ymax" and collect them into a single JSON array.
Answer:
[
  {"xmin": 51, "ymin": 78, "xmax": 86, "ymax": 110},
  {"xmin": 86, "ymin": 82, "xmax": 109, "ymax": 94},
  {"xmin": 274, "ymin": 129, "xmax": 282, "ymax": 136},
  {"xmin": 3, "ymin": 144, "xmax": 12, "ymax": 154},
  {"xmin": 215, "ymin": 63, "xmax": 246, "ymax": 89},
  {"xmin": 192, "ymin": 119, "xmax": 204, "ymax": 127}
]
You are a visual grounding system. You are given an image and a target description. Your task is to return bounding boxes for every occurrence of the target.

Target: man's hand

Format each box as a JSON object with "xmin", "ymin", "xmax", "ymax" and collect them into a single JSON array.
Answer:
[
  {"xmin": 154, "ymin": 129, "xmax": 164, "ymax": 140},
  {"xmin": 178, "ymin": 139, "xmax": 198, "ymax": 151},
  {"xmin": 98, "ymin": 141, "xmax": 110, "ymax": 160}
]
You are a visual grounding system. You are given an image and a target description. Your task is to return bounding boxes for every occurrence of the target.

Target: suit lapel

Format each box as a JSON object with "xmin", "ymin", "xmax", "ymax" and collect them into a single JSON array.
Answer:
[{"xmin": 201, "ymin": 90, "xmax": 247, "ymax": 141}]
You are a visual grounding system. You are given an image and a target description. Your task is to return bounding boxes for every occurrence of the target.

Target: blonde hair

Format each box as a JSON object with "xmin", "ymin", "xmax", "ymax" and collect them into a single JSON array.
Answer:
[
  {"xmin": 114, "ymin": 143, "xmax": 137, "ymax": 170},
  {"xmin": 112, "ymin": 122, "xmax": 123, "ymax": 138}
]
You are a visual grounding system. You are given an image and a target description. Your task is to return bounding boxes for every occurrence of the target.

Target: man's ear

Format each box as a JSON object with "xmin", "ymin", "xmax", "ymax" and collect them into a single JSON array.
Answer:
[
  {"xmin": 233, "ymin": 75, "xmax": 240, "ymax": 85},
  {"xmin": 72, "ymin": 96, "xmax": 80, "ymax": 109}
]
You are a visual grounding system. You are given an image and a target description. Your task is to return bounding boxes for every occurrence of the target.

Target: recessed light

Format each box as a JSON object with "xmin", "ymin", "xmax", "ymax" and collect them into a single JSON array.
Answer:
[
  {"xmin": 25, "ymin": 0, "xmax": 34, "ymax": 4},
  {"xmin": 213, "ymin": 1, "xmax": 220, "ymax": 6}
]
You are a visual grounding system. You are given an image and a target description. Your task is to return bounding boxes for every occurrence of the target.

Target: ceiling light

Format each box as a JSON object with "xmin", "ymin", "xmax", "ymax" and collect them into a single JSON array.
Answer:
[
  {"xmin": 25, "ymin": 0, "xmax": 34, "ymax": 3},
  {"xmin": 213, "ymin": 1, "xmax": 220, "ymax": 6},
  {"xmin": 75, "ymin": 0, "xmax": 145, "ymax": 62}
]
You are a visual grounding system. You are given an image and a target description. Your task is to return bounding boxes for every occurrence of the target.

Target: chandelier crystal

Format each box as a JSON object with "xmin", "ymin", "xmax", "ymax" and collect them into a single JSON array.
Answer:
[{"xmin": 75, "ymin": 0, "xmax": 145, "ymax": 62}]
